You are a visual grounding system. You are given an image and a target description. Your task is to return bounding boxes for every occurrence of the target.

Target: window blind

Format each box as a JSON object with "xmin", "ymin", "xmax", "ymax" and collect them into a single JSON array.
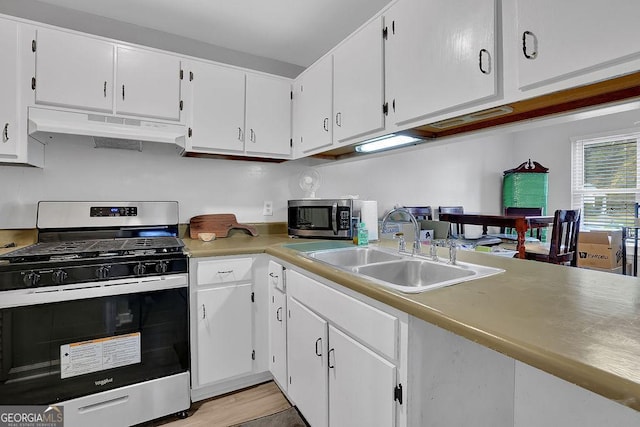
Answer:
[{"xmin": 572, "ymin": 134, "xmax": 639, "ymax": 229}]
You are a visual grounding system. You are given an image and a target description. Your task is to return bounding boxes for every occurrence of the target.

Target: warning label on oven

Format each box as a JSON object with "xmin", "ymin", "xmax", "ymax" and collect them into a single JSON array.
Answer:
[{"xmin": 60, "ymin": 332, "xmax": 141, "ymax": 379}]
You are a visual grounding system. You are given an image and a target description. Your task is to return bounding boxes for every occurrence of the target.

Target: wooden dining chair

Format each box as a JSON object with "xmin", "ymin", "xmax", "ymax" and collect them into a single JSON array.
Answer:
[
  {"xmin": 438, "ymin": 206, "xmax": 464, "ymax": 237},
  {"xmin": 403, "ymin": 206, "xmax": 433, "ymax": 220},
  {"xmin": 502, "ymin": 206, "xmax": 544, "ymax": 239},
  {"xmin": 525, "ymin": 209, "xmax": 581, "ymax": 266}
]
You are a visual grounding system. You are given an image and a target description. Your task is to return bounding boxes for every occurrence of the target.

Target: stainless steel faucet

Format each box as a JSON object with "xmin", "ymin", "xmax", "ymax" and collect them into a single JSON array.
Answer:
[{"xmin": 381, "ymin": 207, "xmax": 421, "ymax": 255}]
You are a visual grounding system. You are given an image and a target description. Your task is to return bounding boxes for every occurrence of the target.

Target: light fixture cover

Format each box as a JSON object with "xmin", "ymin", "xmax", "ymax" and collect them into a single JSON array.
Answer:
[{"xmin": 355, "ymin": 134, "xmax": 421, "ymax": 153}]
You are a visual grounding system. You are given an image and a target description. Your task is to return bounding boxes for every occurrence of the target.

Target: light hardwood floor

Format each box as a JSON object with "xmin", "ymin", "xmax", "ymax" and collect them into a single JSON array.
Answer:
[{"xmin": 143, "ymin": 381, "xmax": 291, "ymax": 427}]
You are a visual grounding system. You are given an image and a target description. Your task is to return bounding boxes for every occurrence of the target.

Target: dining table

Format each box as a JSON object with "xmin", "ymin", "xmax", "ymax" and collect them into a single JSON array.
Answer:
[{"xmin": 438, "ymin": 213, "xmax": 555, "ymax": 259}]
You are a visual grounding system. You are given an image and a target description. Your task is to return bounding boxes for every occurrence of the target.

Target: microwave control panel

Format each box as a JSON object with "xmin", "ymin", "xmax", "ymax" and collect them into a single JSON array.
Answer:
[{"xmin": 338, "ymin": 207, "xmax": 351, "ymax": 230}]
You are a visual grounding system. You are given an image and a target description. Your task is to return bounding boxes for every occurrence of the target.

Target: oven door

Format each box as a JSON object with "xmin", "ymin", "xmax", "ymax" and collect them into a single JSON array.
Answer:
[
  {"xmin": 287, "ymin": 199, "xmax": 354, "ymax": 239},
  {"xmin": 0, "ymin": 275, "xmax": 188, "ymax": 405}
]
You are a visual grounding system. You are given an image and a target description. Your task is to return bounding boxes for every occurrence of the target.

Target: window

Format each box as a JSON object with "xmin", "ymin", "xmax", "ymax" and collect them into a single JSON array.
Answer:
[{"xmin": 572, "ymin": 131, "xmax": 640, "ymax": 230}]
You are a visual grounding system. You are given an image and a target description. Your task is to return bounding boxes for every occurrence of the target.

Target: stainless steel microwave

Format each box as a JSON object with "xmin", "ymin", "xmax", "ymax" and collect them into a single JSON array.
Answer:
[{"xmin": 288, "ymin": 199, "xmax": 357, "ymax": 239}]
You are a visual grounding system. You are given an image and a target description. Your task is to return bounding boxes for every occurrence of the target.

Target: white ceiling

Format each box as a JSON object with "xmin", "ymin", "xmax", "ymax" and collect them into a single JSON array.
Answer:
[{"xmin": 34, "ymin": 0, "xmax": 392, "ymax": 68}]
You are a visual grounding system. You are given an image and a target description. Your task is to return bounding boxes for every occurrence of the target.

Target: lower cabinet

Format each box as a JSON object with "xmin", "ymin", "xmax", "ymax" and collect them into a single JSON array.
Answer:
[
  {"xmin": 283, "ymin": 268, "xmax": 405, "ymax": 427},
  {"xmin": 268, "ymin": 261, "xmax": 287, "ymax": 390},
  {"xmin": 190, "ymin": 256, "xmax": 269, "ymax": 401},
  {"xmin": 196, "ymin": 283, "xmax": 253, "ymax": 385}
]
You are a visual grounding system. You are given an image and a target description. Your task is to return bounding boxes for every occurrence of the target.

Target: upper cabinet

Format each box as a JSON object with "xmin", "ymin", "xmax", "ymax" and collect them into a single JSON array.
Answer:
[
  {"xmin": 33, "ymin": 28, "xmax": 183, "ymax": 122},
  {"xmin": 515, "ymin": 0, "xmax": 640, "ymax": 91},
  {"xmin": 333, "ymin": 16, "xmax": 385, "ymax": 144},
  {"xmin": 385, "ymin": 0, "xmax": 497, "ymax": 126},
  {"xmin": 0, "ymin": 18, "xmax": 43, "ymax": 167},
  {"xmin": 244, "ymin": 73, "xmax": 292, "ymax": 158},
  {"xmin": 184, "ymin": 61, "xmax": 246, "ymax": 154},
  {"xmin": 35, "ymin": 28, "xmax": 114, "ymax": 113},
  {"xmin": 292, "ymin": 54, "xmax": 333, "ymax": 156},
  {"xmin": 183, "ymin": 60, "xmax": 292, "ymax": 159},
  {"xmin": 115, "ymin": 47, "xmax": 182, "ymax": 121}
]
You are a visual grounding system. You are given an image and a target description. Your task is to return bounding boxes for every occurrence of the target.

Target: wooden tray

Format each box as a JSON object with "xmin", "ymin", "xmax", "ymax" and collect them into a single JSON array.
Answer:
[{"xmin": 189, "ymin": 214, "xmax": 258, "ymax": 239}]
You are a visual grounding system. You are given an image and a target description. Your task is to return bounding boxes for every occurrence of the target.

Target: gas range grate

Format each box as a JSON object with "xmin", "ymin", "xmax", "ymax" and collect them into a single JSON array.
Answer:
[{"xmin": 0, "ymin": 237, "xmax": 184, "ymax": 263}]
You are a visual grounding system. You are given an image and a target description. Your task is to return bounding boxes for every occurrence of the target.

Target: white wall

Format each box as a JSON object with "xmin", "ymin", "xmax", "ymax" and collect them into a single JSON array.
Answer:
[
  {"xmin": 0, "ymin": 135, "xmax": 303, "ymax": 228},
  {"xmin": 2, "ymin": 107, "xmax": 638, "ymax": 230}
]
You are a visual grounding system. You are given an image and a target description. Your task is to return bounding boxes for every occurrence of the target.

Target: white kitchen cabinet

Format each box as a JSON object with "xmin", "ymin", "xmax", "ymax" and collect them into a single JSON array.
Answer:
[
  {"xmin": 183, "ymin": 63, "xmax": 292, "ymax": 159},
  {"xmin": 32, "ymin": 27, "xmax": 182, "ymax": 122},
  {"xmin": 286, "ymin": 269, "xmax": 403, "ymax": 427},
  {"xmin": 190, "ymin": 257, "xmax": 258, "ymax": 400},
  {"xmin": 333, "ymin": 16, "xmax": 385, "ymax": 144},
  {"xmin": 116, "ymin": 46, "xmax": 182, "ymax": 121},
  {"xmin": 293, "ymin": 54, "xmax": 333, "ymax": 156},
  {"xmin": 385, "ymin": 0, "xmax": 497, "ymax": 126},
  {"xmin": 328, "ymin": 325, "xmax": 396, "ymax": 427},
  {"xmin": 34, "ymin": 28, "xmax": 114, "ymax": 113},
  {"xmin": 183, "ymin": 60, "xmax": 245, "ymax": 154},
  {"xmin": 515, "ymin": 0, "xmax": 640, "ymax": 91},
  {"xmin": 196, "ymin": 283, "xmax": 254, "ymax": 385},
  {"xmin": 244, "ymin": 73, "xmax": 292, "ymax": 158},
  {"xmin": 0, "ymin": 18, "xmax": 43, "ymax": 167},
  {"xmin": 267, "ymin": 260, "xmax": 287, "ymax": 389},
  {"xmin": 0, "ymin": 18, "xmax": 21, "ymax": 161},
  {"xmin": 287, "ymin": 296, "xmax": 329, "ymax": 427}
]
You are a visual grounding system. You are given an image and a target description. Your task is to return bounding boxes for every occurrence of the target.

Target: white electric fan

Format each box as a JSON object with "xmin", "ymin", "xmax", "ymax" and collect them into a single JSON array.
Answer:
[{"xmin": 298, "ymin": 168, "xmax": 321, "ymax": 198}]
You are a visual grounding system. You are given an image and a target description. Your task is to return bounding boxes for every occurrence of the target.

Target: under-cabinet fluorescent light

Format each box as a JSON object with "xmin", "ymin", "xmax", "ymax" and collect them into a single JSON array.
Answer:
[{"xmin": 355, "ymin": 134, "xmax": 421, "ymax": 153}]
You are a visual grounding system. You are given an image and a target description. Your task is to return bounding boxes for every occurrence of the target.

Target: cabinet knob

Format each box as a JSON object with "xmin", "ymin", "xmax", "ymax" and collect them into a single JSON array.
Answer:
[{"xmin": 522, "ymin": 31, "xmax": 538, "ymax": 59}]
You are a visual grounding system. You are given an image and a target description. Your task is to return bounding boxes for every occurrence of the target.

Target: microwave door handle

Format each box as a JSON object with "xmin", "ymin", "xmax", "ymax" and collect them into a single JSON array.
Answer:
[{"xmin": 332, "ymin": 203, "xmax": 338, "ymax": 235}]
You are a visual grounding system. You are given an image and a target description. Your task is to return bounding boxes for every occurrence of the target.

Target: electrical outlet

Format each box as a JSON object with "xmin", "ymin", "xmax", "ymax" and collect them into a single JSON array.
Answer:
[{"xmin": 263, "ymin": 201, "xmax": 273, "ymax": 216}]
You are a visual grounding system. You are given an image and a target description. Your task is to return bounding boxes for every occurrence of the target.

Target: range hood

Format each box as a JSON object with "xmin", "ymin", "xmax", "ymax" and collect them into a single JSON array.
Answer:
[{"xmin": 28, "ymin": 107, "xmax": 187, "ymax": 149}]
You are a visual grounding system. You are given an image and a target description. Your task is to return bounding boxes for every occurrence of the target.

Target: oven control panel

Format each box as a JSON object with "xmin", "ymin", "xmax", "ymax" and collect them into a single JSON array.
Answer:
[{"xmin": 90, "ymin": 206, "xmax": 138, "ymax": 217}]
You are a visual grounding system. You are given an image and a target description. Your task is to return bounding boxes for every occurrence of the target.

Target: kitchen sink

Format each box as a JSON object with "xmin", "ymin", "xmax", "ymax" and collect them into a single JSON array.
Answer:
[
  {"xmin": 303, "ymin": 245, "xmax": 503, "ymax": 293},
  {"xmin": 307, "ymin": 246, "xmax": 403, "ymax": 267}
]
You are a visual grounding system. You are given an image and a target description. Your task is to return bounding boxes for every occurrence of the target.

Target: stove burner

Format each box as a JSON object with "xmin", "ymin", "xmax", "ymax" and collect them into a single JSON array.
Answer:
[{"xmin": 0, "ymin": 237, "xmax": 184, "ymax": 263}]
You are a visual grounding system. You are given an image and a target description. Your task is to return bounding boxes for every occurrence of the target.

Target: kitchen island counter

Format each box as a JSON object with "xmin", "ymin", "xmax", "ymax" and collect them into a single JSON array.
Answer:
[{"xmin": 183, "ymin": 234, "xmax": 640, "ymax": 414}]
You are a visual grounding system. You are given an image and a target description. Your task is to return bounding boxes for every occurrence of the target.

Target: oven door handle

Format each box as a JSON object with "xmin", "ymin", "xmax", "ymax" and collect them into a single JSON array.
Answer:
[
  {"xmin": 0, "ymin": 274, "xmax": 188, "ymax": 309},
  {"xmin": 332, "ymin": 203, "xmax": 338, "ymax": 235}
]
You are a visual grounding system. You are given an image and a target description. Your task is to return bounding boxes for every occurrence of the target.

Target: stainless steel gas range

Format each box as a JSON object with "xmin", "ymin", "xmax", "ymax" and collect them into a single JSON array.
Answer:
[{"xmin": 0, "ymin": 201, "xmax": 190, "ymax": 427}]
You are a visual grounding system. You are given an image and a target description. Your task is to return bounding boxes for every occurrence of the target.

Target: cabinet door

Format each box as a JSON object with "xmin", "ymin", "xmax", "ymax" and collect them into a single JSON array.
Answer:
[
  {"xmin": 287, "ymin": 297, "xmax": 328, "ymax": 427},
  {"xmin": 328, "ymin": 325, "xmax": 396, "ymax": 427},
  {"xmin": 386, "ymin": 0, "xmax": 496, "ymax": 125},
  {"xmin": 35, "ymin": 28, "xmax": 114, "ymax": 113},
  {"xmin": 116, "ymin": 47, "xmax": 182, "ymax": 121},
  {"xmin": 516, "ymin": 0, "xmax": 640, "ymax": 91},
  {"xmin": 268, "ymin": 286, "xmax": 287, "ymax": 389},
  {"xmin": 0, "ymin": 18, "xmax": 19, "ymax": 159},
  {"xmin": 245, "ymin": 74, "xmax": 292, "ymax": 157},
  {"xmin": 196, "ymin": 284, "xmax": 253, "ymax": 386},
  {"xmin": 333, "ymin": 16, "xmax": 385, "ymax": 144},
  {"xmin": 184, "ymin": 61, "xmax": 245, "ymax": 154},
  {"xmin": 294, "ymin": 55, "xmax": 333, "ymax": 155}
]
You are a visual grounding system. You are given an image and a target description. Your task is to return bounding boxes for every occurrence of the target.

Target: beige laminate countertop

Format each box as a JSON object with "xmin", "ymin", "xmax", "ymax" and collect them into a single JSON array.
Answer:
[{"xmin": 184, "ymin": 232, "xmax": 640, "ymax": 413}]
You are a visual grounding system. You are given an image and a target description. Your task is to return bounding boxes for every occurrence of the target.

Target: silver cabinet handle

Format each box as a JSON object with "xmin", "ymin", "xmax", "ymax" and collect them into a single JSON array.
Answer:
[
  {"xmin": 315, "ymin": 338, "xmax": 322, "ymax": 356},
  {"xmin": 238, "ymin": 127, "xmax": 243, "ymax": 141},
  {"xmin": 323, "ymin": 117, "xmax": 329, "ymax": 131},
  {"xmin": 522, "ymin": 30, "xmax": 538, "ymax": 59},
  {"xmin": 122, "ymin": 84, "xmax": 125, "ymax": 100},
  {"xmin": 2, "ymin": 123, "xmax": 8, "ymax": 143},
  {"xmin": 217, "ymin": 270, "xmax": 234, "ymax": 274},
  {"xmin": 335, "ymin": 112, "xmax": 342, "ymax": 127},
  {"xmin": 104, "ymin": 81, "xmax": 107, "ymax": 97},
  {"xmin": 202, "ymin": 304, "xmax": 206, "ymax": 319},
  {"xmin": 276, "ymin": 307, "xmax": 282, "ymax": 322},
  {"xmin": 479, "ymin": 49, "xmax": 491, "ymax": 74},
  {"xmin": 250, "ymin": 128, "xmax": 256, "ymax": 142}
]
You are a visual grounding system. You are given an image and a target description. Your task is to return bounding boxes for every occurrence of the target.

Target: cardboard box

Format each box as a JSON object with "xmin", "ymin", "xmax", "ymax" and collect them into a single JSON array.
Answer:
[{"xmin": 577, "ymin": 230, "xmax": 623, "ymax": 269}]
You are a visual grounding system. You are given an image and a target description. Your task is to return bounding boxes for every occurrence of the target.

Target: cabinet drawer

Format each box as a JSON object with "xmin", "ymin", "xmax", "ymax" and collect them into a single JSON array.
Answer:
[
  {"xmin": 287, "ymin": 270, "xmax": 398, "ymax": 360},
  {"xmin": 196, "ymin": 257, "xmax": 253, "ymax": 285}
]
